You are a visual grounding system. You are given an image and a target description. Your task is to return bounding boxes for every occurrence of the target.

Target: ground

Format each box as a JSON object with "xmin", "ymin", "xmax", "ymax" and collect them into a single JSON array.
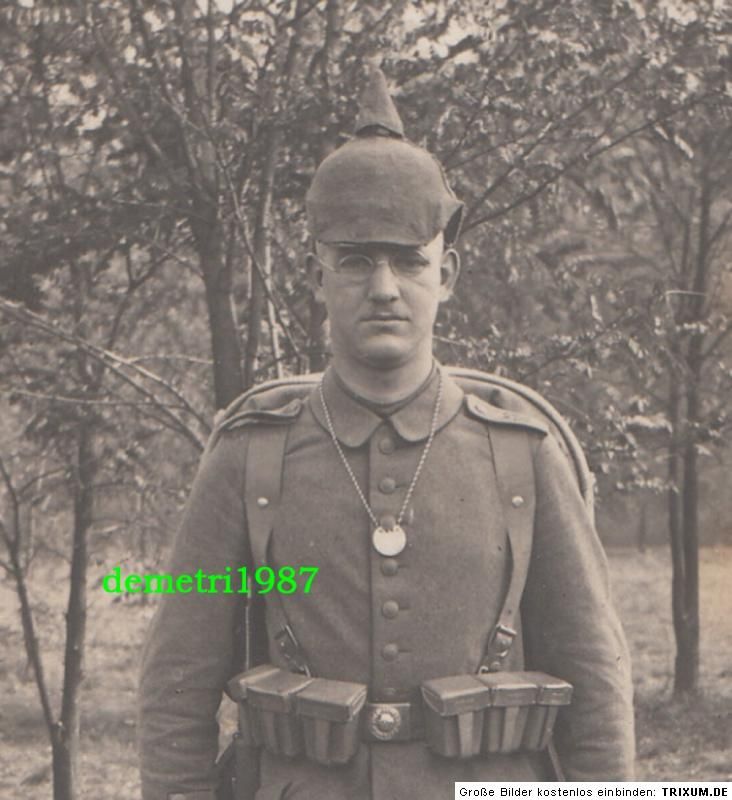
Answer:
[
  {"xmin": 0, "ymin": 546, "xmax": 730, "ymax": 798},
  {"xmin": 615, "ymin": 546, "xmax": 732, "ymax": 781}
]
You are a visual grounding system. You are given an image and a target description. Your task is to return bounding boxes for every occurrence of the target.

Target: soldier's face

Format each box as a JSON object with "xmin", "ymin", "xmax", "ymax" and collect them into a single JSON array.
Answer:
[{"xmin": 310, "ymin": 233, "xmax": 459, "ymax": 371}]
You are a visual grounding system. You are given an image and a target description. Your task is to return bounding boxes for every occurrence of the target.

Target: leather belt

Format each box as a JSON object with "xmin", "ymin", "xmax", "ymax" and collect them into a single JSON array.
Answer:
[{"xmin": 361, "ymin": 700, "xmax": 425, "ymax": 743}]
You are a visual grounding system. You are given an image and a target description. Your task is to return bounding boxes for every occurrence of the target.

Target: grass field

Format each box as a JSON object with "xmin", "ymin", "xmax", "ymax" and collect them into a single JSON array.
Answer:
[
  {"xmin": 612, "ymin": 547, "xmax": 732, "ymax": 781},
  {"xmin": 0, "ymin": 546, "xmax": 730, "ymax": 797}
]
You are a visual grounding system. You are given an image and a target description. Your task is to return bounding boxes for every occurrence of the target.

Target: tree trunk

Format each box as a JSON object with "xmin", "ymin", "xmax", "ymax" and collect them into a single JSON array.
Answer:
[
  {"xmin": 243, "ymin": 2, "xmax": 308, "ymax": 388},
  {"xmin": 307, "ymin": 295, "xmax": 328, "ymax": 373},
  {"xmin": 672, "ymin": 157, "xmax": 713, "ymax": 695},
  {"xmin": 666, "ymin": 364, "xmax": 688, "ymax": 695},
  {"xmin": 675, "ymin": 432, "xmax": 700, "ymax": 694},
  {"xmin": 244, "ymin": 234, "xmax": 267, "ymax": 390},
  {"xmin": 674, "ymin": 331, "xmax": 704, "ymax": 695},
  {"xmin": 53, "ymin": 420, "xmax": 94, "ymax": 799},
  {"xmin": 244, "ymin": 114, "xmax": 283, "ymax": 389},
  {"xmin": 637, "ymin": 501, "xmax": 647, "ymax": 553},
  {"xmin": 671, "ymin": 155, "xmax": 712, "ymax": 695},
  {"xmin": 51, "ymin": 731, "xmax": 74, "ymax": 800},
  {"xmin": 194, "ymin": 215, "xmax": 244, "ymax": 408},
  {"xmin": 202, "ymin": 246, "xmax": 245, "ymax": 408}
]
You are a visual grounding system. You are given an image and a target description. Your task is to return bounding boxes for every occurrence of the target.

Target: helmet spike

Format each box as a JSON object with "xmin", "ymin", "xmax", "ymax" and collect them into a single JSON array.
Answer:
[{"xmin": 354, "ymin": 66, "xmax": 405, "ymax": 138}]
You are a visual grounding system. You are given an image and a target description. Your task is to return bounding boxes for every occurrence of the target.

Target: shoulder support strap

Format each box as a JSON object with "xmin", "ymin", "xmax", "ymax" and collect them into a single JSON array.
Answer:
[
  {"xmin": 242, "ymin": 407, "xmax": 537, "ymax": 677},
  {"xmin": 480, "ymin": 425, "xmax": 536, "ymax": 672},
  {"xmin": 244, "ymin": 424, "xmax": 310, "ymax": 675}
]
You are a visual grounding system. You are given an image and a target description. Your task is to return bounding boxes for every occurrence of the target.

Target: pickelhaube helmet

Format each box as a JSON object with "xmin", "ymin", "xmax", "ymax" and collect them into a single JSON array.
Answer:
[{"xmin": 306, "ymin": 66, "xmax": 463, "ymax": 247}]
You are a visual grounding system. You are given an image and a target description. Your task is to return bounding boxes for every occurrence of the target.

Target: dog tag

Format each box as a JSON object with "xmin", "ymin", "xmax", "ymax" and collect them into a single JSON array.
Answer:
[{"xmin": 372, "ymin": 524, "xmax": 407, "ymax": 556}]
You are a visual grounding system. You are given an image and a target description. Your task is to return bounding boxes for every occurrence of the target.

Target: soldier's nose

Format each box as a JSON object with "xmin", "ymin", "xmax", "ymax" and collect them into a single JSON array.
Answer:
[{"xmin": 367, "ymin": 261, "xmax": 400, "ymax": 302}]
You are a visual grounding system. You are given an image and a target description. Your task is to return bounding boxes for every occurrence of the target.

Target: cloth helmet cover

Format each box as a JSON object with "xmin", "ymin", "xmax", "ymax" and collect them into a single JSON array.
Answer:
[{"xmin": 306, "ymin": 68, "xmax": 463, "ymax": 246}]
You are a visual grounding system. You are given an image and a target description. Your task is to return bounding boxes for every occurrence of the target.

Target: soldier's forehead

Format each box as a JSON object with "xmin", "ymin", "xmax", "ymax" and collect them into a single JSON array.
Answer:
[
  {"xmin": 317, "ymin": 235, "xmax": 443, "ymax": 252},
  {"xmin": 319, "ymin": 241, "xmax": 429, "ymax": 251}
]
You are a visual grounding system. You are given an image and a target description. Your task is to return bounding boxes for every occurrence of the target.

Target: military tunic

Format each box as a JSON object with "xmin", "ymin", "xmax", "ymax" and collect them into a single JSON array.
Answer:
[{"xmin": 139, "ymin": 366, "xmax": 634, "ymax": 800}]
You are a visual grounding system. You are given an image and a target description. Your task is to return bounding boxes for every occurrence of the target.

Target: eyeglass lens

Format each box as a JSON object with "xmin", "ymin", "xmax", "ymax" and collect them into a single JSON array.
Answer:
[{"xmin": 336, "ymin": 252, "xmax": 428, "ymax": 278}]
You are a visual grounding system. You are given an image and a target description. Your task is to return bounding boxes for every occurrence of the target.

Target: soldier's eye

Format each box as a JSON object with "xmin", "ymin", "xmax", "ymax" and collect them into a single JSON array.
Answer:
[
  {"xmin": 392, "ymin": 254, "xmax": 429, "ymax": 275},
  {"xmin": 337, "ymin": 254, "xmax": 374, "ymax": 275}
]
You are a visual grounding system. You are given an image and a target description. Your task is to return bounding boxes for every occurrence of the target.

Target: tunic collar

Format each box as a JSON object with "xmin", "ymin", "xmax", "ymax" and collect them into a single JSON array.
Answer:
[{"xmin": 309, "ymin": 363, "xmax": 464, "ymax": 448}]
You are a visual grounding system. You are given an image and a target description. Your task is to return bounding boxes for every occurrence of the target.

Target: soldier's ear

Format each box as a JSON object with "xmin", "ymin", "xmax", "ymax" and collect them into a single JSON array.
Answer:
[
  {"xmin": 438, "ymin": 248, "xmax": 460, "ymax": 301},
  {"xmin": 306, "ymin": 252, "xmax": 326, "ymax": 303}
]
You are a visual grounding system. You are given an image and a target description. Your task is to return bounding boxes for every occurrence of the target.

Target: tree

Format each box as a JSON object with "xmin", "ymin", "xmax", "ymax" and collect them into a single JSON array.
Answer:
[
  {"xmin": 631, "ymin": 121, "xmax": 732, "ymax": 694},
  {"xmin": 518, "ymin": 111, "xmax": 732, "ymax": 695},
  {"xmin": 0, "ymin": 11, "xmax": 210, "ymax": 789},
  {"xmin": 6, "ymin": 0, "xmax": 714, "ymax": 396},
  {"xmin": 464, "ymin": 0, "xmax": 732, "ymax": 693},
  {"xmin": 1, "ymin": 2, "xmax": 730, "ymax": 794}
]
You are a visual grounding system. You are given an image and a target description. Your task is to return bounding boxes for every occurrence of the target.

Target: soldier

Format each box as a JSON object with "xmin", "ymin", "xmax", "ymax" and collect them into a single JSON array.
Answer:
[{"xmin": 138, "ymin": 68, "xmax": 635, "ymax": 800}]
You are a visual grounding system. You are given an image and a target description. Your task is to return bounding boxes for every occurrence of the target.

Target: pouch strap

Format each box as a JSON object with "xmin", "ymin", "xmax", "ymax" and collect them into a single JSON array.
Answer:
[
  {"xmin": 480, "ymin": 427, "xmax": 536, "ymax": 672},
  {"xmin": 245, "ymin": 424, "xmax": 310, "ymax": 675},
  {"xmin": 548, "ymin": 739, "xmax": 566, "ymax": 781}
]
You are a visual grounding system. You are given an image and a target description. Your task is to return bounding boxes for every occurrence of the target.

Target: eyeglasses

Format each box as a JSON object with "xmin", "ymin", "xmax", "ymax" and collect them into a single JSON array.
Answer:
[{"xmin": 314, "ymin": 250, "xmax": 431, "ymax": 281}]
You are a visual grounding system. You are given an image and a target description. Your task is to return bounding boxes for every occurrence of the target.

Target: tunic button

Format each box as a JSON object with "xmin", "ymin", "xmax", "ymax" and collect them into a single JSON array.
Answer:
[
  {"xmin": 379, "ymin": 514, "xmax": 397, "ymax": 530},
  {"xmin": 379, "ymin": 437, "xmax": 396, "ymax": 454},
  {"xmin": 382, "ymin": 643, "xmax": 399, "ymax": 661},
  {"xmin": 511, "ymin": 495, "xmax": 525, "ymax": 508},
  {"xmin": 381, "ymin": 559, "xmax": 399, "ymax": 576},
  {"xmin": 379, "ymin": 477, "xmax": 396, "ymax": 494},
  {"xmin": 382, "ymin": 600, "xmax": 399, "ymax": 619}
]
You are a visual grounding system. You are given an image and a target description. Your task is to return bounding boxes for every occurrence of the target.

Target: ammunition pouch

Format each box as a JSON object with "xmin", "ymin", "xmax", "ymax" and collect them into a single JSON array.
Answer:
[
  {"xmin": 296, "ymin": 678, "xmax": 368, "ymax": 765},
  {"xmin": 421, "ymin": 671, "xmax": 572, "ymax": 759},
  {"xmin": 229, "ymin": 666, "xmax": 571, "ymax": 767},
  {"xmin": 228, "ymin": 666, "xmax": 367, "ymax": 766}
]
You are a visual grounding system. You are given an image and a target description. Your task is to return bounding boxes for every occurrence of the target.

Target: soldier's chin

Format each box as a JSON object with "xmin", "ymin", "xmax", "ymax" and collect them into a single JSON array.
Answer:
[{"xmin": 358, "ymin": 339, "xmax": 413, "ymax": 369}]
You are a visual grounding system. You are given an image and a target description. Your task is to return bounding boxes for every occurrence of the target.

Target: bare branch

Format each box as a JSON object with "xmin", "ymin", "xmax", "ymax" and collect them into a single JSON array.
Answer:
[
  {"xmin": 1, "ymin": 386, "xmax": 201, "ymax": 414},
  {"xmin": 0, "ymin": 300, "xmax": 208, "ymax": 449},
  {"xmin": 701, "ymin": 318, "xmax": 732, "ymax": 361},
  {"xmin": 0, "ymin": 457, "xmax": 56, "ymax": 734}
]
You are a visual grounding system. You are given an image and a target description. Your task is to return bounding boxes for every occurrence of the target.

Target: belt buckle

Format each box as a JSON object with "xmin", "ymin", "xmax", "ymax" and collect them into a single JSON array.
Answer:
[{"xmin": 366, "ymin": 703, "xmax": 403, "ymax": 741}]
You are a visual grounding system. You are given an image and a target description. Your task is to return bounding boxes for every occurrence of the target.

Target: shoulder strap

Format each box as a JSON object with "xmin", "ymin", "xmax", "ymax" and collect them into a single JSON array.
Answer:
[
  {"xmin": 244, "ymin": 424, "xmax": 310, "ymax": 676},
  {"xmin": 479, "ymin": 425, "xmax": 537, "ymax": 672},
  {"xmin": 229, "ymin": 368, "xmax": 593, "ymax": 520},
  {"xmin": 451, "ymin": 367, "xmax": 594, "ymax": 521}
]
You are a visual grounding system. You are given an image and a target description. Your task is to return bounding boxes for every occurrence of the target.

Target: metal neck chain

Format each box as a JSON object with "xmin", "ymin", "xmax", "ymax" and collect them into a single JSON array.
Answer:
[{"xmin": 318, "ymin": 371, "xmax": 443, "ymax": 530}]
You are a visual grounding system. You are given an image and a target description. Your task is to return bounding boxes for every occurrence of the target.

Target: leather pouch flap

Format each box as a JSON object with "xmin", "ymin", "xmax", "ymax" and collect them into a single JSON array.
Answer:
[
  {"xmin": 295, "ymin": 677, "xmax": 368, "ymax": 722},
  {"xmin": 421, "ymin": 675, "xmax": 492, "ymax": 716},
  {"xmin": 521, "ymin": 671, "xmax": 573, "ymax": 706},
  {"xmin": 227, "ymin": 664, "xmax": 282, "ymax": 702},
  {"xmin": 477, "ymin": 672, "xmax": 538, "ymax": 707},
  {"xmin": 247, "ymin": 670, "xmax": 313, "ymax": 713}
]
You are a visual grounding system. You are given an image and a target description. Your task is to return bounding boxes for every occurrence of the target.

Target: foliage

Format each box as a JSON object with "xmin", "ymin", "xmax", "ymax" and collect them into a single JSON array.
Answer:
[
  {"xmin": 3, "ymin": 0, "xmax": 728, "ymax": 394},
  {"xmin": 1, "ymin": 0, "xmax": 731, "ymax": 793}
]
